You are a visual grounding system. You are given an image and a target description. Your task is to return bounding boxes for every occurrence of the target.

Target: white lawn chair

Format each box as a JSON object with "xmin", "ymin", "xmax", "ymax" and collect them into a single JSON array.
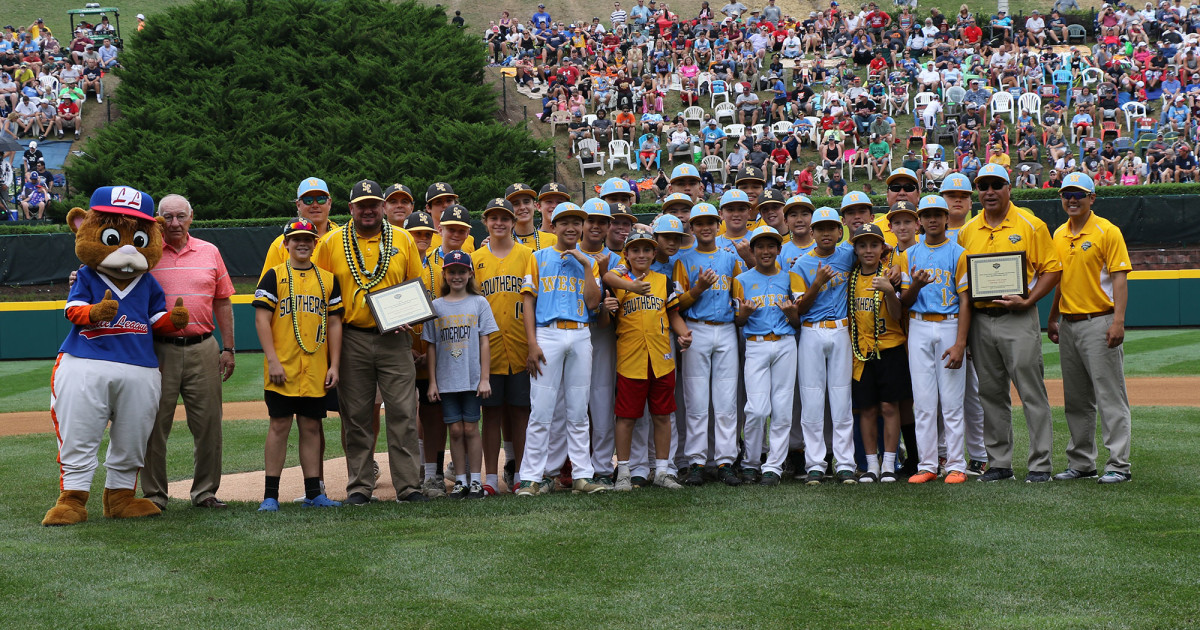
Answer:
[
  {"xmin": 1081, "ymin": 67, "xmax": 1103, "ymax": 89},
  {"xmin": 724, "ymin": 123, "xmax": 745, "ymax": 142},
  {"xmin": 576, "ymin": 139, "xmax": 605, "ymax": 176},
  {"xmin": 701, "ymin": 154, "xmax": 726, "ymax": 183},
  {"xmin": 607, "ymin": 139, "xmax": 634, "ymax": 170},
  {"xmin": 990, "ymin": 90, "xmax": 1015, "ymax": 124},
  {"xmin": 683, "ymin": 105, "xmax": 705, "ymax": 126},
  {"xmin": 1121, "ymin": 101, "xmax": 1148, "ymax": 133},
  {"xmin": 711, "ymin": 80, "xmax": 730, "ymax": 107},
  {"xmin": 582, "ymin": 114, "xmax": 597, "ymax": 125},
  {"xmin": 772, "ymin": 120, "xmax": 793, "ymax": 135},
  {"xmin": 668, "ymin": 73, "xmax": 683, "ymax": 92},
  {"xmin": 714, "ymin": 101, "xmax": 736, "ymax": 123},
  {"xmin": 913, "ymin": 91, "xmax": 937, "ymax": 112},
  {"xmin": 549, "ymin": 110, "xmax": 572, "ymax": 135},
  {"xmin": 1017, "ymin": 92, "xmax": 1042, "ymax": 125}
]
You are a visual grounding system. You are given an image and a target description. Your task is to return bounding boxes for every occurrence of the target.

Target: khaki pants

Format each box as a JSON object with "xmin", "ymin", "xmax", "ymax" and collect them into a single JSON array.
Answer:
[
  {"xmin": 142, "ymin": 335, "xmax": 223, "ymax": 507},
  {"xmin": 1059, "ymin": 314, "xmax": 1132, "ymax": 474},
  {"xmin": 968, "ymin": 307, "xmax": 1054, "ymax": 472},
  {"xmin": 339, "ymin": 328, "xmax": 420, "ymax": 499}
]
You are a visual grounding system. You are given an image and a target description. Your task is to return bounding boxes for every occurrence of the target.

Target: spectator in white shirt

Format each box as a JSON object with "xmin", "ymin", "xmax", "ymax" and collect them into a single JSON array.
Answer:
[
  {"xmin": 920, "ymin": 94, "xmax": 943, "ymax": 128},
  {"xmin": 1026, "ymin": 11, "xmax": 1047, "ymax": 46},
  {"xmin": 15, "ymin": 95, "xmax": 39, "ymax": 136},
  {"xmin": 611, "ymin": 2, "xmax": 627, "ymax": 32},
  {"xmin": 781, "ymin": 30, "xmax": 802, "ymax": 58}
]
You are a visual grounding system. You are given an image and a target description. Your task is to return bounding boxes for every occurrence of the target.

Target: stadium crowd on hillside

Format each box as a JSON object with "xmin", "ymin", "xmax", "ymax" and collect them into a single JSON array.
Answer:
[{"xmin": 485, "ymin": 0, "xmax": 1200, "ymax": 198}]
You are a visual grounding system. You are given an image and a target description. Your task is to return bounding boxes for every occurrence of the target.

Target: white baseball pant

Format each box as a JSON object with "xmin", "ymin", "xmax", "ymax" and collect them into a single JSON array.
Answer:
[
  {"xmin": 544, "ymin": 387, "xmax": 567, "ymax": 479},
  {"xmin": 588, "ymin": 324, "xmax": 618, "ymax": 476},
  {"xmin": 672, "ymin": 335, "xmax": 688, "ymax": 473},
  {"xmin": 743, "ymin": 336, "xmax": 798, "ymax": 475},
  {"xmin": 522, "ymin": 327, "xmax": 595, "ymax": 483},
  {"xmin": 908, "ymin": 317, "xmax": 967, "ymax": 474},
  {"xmin": 799, "ymin": 325, "xmax": 855, "ymax": 473},
  {"xmin": 682, "ymin": 322, "xmax": 739, "ymax": 466},
  {"xmin": 51, "ymin": 354, "xmax": 162, "ymax": 491},
  {"xmin": 964, "ymin": 355, "xmax": 987, "ymax": 462}
]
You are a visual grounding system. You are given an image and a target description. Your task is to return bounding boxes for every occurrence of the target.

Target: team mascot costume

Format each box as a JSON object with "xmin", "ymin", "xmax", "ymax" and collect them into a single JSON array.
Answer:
[{"xmin": 42, "ymin": 186, "xmax": 189, "ymax": 526}]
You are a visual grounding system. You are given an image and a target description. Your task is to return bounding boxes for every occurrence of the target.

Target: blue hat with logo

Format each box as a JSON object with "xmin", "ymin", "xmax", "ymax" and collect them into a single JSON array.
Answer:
[
  {"xmin": 552, "ymin": 202, "xmax": 588, "ymax": 223},
  {"xmin": 442, "ymin": 250, "xmax": 473, "ymax": 269},
  {"xmin": 1059, "ymin": 171, "xmax": 1096, "ymax": 193},
  {"xmin": 670, "ymin": 164, "xmax": 701, "ymax": 183},
  {"xmin": 840, "ymin": 190, "xmax": 872, "ymax": 211},
  {"xmin": 688, "ymin": 203, "xmax": 719, "ymax": 223},
  {"xmin": 974, "ymin": 163, "xmax": 1011, "ymax": 184},
  {"xmin": 661, "ymin": 192, "xmax": 694, "ymax": 213},
  {"xmin": 784, "ymin": 194, "xmax": 815, "ymax": 214},
  {"xmin": 917, "ymin": 195, "xmax": 949, "ymax": 214},
  {"xmin": 885, "ymin": 167, "xmax": 919, "ymax": 186},
  {"xmin": 748, "ymin": 225, "xmax": 783, "ymax": 246},
  {"xmin": 89, "ymin": 186, "xmax": 155, "ymax": 220},
  {"xmin": 939, "ymin": 172, "xmax": 973, "ymax": 194},
  {"xmin": 810, "ymin": 206, "xmax": 842, "ymax": 227},
  {"xmin": 720, "ymin": 189, "xmax": 751, "ymax": 208},
  {"xmin": 652, "ymin": 214, "xmax": 685, "ymax": 235},
  {"xmin": 582, "ymin": 198, "xmax": 612, "ymax": 217},
  {"xmin": 600, "ymin": 177, "xmax": 633, "ymax": 198},
  {"xmin": 296, "ymin": 177, "xmax": 330, "ymax": 199}
]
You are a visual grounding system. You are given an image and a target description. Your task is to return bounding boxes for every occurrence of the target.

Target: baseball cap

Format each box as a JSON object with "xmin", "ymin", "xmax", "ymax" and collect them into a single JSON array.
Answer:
[
  {"xmin": 136, "ymin": 13, "xmax": 145, "ymax": 19},
  {"xmin": 404, "ymin": 211, "xmax": 436, "ymax": 232},
  {"xmin": 440, "ymin": 204, "xmax": 472, "ymax": 228},
  {"xmin": 483, "ymin": 197, "xmax": 515, "ymax": 217},
  {"xmin": 748, "ymin": 225, "xmax": 783, "ymax": 246},
  {"xmin": 670, "ymin": 163, "xmax": 701, "ymax": 183},
  {"xmin": 652, "ymin": 214, "xmax": 685, "ymax": 235},
  {"xmin": 810, "ymin": 206, "xmax": 841, "ymax": 228},
  {"xmin": 939, "ymin": 173, "xmax": 972, "ymax": 194},
  {"xmin": 552, "ymin": 202, "xmax": 587, "ymax": 223},
  {"xmin": 539, "ymin": 182, "xmax": 572, "ymax": 202},
  {"xmin": 917, "ymin": 195, "xmax": 949, "ymax": 214},
  {"xmin": 688, "ymin": 203, "xmax": 720, "ymax": 223},
  {"xmin": 89, "ymin": 185, "xmax": 155, "ymax": 220},
  {"xmin": 283, "ymin": 219, "xmax": 319, "ymax": 239},
  {"xmin": 505, "ymin": 182, "xmax": 537, "ymax": 202},
  {"xmin": 610, "ymin": 201, "xmax": 635, "ymax": 219},
  {"xmin": 758, "ymin": 189, "xmax": 786, "ymax": 208},
  {"xmin": 974, "ymin": 163, "xmax": 1011, "ymax": 184},
  {"xmin": 582, "ymin": 198, "xmax": 612, "ymax": 217},
  {"xmin": 624, "ymin": 229, "xmax": 658, "ymax": 249},
  {"xmin": 887, "ymin": 200, "xmax": 919, "ymax": 220},
  {"xmin": 720, "ymin": 189, "xmax": 751, "ymax": 209},
  {"xmin": 425, "ymin": 182, "xmax": 457, "ymax": 203},
  {"xmin": 661, "ymin": 192, "xmax": 693, "ymax": 213},
  {"xmin": 442, "ymin": 250, "xmax": 473, "ymax": 270},
  {"xmin": 28, "ymin": 140, "xmax": 37, "ymax": 150},
  {"xmin": 1060, "ymin": 172, "xmax": 1096, "ymax": 193},
  {"xmin": 350, "ymin": 179, "xmax": 385, "ymax": 203},
  {"xmin": 734, "ymin": 165, "xmax": 766, "ymax": 185},
  {"xmin": 783, "ymin": 195, "xmax": 815, "ymax": 214},
  {"xmin": 885, "ymin": 167, "xmax": 919, "ymax": 186},
  {"xmin": 384, "ymin": 183, "xmax": 413, "ymax": 201},
  {"xmin": 850, "ymin": 223, "xmax": 887, "ymax": 244},
  {"xmin": 600, "ymin": 177, "xmax": 633, "ymax": 198},
  {"xmin": 840, "ymin": 190, "xmax": 872, "ymax": 211}
]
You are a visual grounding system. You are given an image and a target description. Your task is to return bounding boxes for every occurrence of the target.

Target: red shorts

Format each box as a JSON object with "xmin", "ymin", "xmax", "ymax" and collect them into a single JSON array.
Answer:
[{"xmin": 615, "ymin": 363, "xmax": 676, "ymax": 418}]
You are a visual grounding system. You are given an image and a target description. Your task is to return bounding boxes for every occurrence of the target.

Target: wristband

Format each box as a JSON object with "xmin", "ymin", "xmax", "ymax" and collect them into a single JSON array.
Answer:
[{"xmin": 223, "ymin": 347, "xmax": 235, "ymax": 353}]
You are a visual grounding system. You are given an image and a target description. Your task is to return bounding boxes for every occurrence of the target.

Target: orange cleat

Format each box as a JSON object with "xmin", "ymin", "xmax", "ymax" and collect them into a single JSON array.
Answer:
[
  {"xmin": 908, "ymin": 471, "xmax": 938, "ymax": 484},
  {"xmin": 944, "ymin": 471, "xmax": 967, "ymax": 484}
]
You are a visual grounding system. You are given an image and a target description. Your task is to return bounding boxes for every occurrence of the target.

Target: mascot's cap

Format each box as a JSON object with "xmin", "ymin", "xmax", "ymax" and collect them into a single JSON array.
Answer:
[{"xmin": 89, "ymin": 185, "xmax": 154, "ymax": 220}]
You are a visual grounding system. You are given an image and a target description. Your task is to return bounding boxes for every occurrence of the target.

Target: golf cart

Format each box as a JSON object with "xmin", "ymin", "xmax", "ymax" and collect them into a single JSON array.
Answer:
[{"xmin": 67, "ymin": 5, "xmax": 123, "ymax": 49}]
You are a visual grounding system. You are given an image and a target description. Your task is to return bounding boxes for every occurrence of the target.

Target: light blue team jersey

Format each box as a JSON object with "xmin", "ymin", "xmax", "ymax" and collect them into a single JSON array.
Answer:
[
  {"xmin": 732, "ymin": 268, "xmax": 803, "ymax": 337},
  {"xmin": 523, "ymin": 247, "xmax": 598, "ymax": 327},
  {"xmin": 900, "ymin": 238, "xmax": 969, "ymax": 315},
  {"xmin": 715, "ymin": 232, "xmax": 749, "ymax": 256},
  {"xmin": 582, "ymin": 246, "xmax": 621, "ymax": 322},
  {"xmin": 791, "ymin": 245, "xmax": 855, "ymax": 322},
  {"xmin": 779, "ymin": 239, "xmax": 816, "ymax": 270},
  {"xmin": 678, "ymin": 246, "xmax": 744, "ymax": 323}
]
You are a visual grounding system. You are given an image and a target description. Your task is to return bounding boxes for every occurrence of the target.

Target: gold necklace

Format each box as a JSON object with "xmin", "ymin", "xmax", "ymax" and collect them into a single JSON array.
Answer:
[{"xmin": 285, "ymin": 260, "xmax": 326, "ymax": 354}]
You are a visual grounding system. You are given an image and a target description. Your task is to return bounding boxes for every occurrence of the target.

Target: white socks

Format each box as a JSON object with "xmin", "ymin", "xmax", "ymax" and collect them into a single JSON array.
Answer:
[{"xmin": 882, "ymin": 451, "xmax": 897, "ymax": 473}]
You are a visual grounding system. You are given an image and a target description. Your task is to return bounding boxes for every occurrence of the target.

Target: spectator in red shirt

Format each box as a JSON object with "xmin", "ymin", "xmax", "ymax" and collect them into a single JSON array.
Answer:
[
  {"xmin": 868, "ymin": 50, "xmax": 888, "ymax": 74},
  {"xmin": 54, "ymin": 95, "xmax": 81, "ymax": 139},
  {"xmin": 962, "ymin": 23, "xmax": 982, "ymax": 45},
  {"xmin": 769, "ymin": 144, "xmax": 791, "ymax": 180},
  {"xmin": 795, "ymin": 162, "xmax": 815, "ymax": 194}
]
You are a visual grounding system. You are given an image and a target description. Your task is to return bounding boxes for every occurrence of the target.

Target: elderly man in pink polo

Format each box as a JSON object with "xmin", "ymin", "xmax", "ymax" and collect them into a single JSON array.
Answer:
[{"xmin": 141, "ymin": 194, "xmax": 236, "ymax": 510}]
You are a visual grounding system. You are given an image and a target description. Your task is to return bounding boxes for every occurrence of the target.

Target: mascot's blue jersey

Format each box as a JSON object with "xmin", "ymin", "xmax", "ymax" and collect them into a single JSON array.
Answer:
[{"xmin": 60, "ymin": 266, "xmax": 167, "ymax": 368}]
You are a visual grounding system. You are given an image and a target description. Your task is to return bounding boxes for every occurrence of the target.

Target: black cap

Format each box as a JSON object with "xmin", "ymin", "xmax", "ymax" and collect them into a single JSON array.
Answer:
[
  {"xmin": 850, "ymin": 223, "xmax": 887, "ymax": 243},
  {"xmin": 403, "ymin": 211, "xmax": 436, "ymax": 232},
  {"xmin": 505, "ymin": 182, "xmax": 537, "ymax": 202},
  {"xmin": 539, "ymin": 182, "xmax": 572, "ymax": 202},
  {"xmin": 484, "ymin": 197, "xmax": 516, "ymax": 217},
  {"xmin": 426, "ymin": 182, "xmax": 457, "ymax": 203},
  {"xmin": 384, "ymin": 183, "xmax": 413, "ymax": 201},
  {"xmin": 440, "ymin": 204, "xmax": 472, "ymax": 228},
  {"xmin": 735, "ymin": 165, "xmax": 766, "ymax": 185},
  {"xmin": 758, "ymin": 188, "xmax": 786, "ymax": 207},
  {"xmin": 350, "ymin": 179, "xmax": 385, "ymax": 203}
]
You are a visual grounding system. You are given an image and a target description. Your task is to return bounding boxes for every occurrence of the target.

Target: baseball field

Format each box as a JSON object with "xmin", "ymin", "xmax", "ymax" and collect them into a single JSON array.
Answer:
[{"xmin": 1, "ymin": 329, "xmax": 1198, "ymax": 628}]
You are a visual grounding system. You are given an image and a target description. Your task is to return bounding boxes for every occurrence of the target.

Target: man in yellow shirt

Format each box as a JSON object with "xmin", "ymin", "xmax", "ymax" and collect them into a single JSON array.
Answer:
[
  {"xmin": 1046, "ymin": 172, "xmax": 1133, "ymax": 484},
  {"xmin": 957, "ymin": 163, "xmax": 1061, "ymax": 483},
  {"xmin": 316, "ymin": 179, "xmax": 427, "ymax": 504},
  {"xmin": 261, "ymin": 177, "xmax": 339, "ymax": 278}
]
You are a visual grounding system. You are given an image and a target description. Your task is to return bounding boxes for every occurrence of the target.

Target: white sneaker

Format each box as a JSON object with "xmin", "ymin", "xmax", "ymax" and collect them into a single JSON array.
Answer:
[
  {"xmin": 654, "ymin": 471, "xmax": 682, "ymax": 489},
  {"xmin": 614, "ymin": 470, "xmax": 633, "ymax": 492},
  {"xmin": 421, "ymin": 476, "xmax": 446, "ymax": 498}
]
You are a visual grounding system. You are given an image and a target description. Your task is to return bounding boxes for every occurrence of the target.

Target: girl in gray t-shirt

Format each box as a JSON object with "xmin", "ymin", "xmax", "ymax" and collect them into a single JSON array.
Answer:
[{"xmin": 421, "ymin": 251, "xmax": 499, "ymax": 498}]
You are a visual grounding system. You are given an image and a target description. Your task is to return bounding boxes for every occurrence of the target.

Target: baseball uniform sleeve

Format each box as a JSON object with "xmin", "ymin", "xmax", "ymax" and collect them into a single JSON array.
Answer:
[
  {"xmin": 521, "ymin": 253, "xmax": 540, "ymax": 296},
  {"xmin": 789, "ymin": 271, "xmax": 804, "ymax": 299},
  {"xmin": 730, "ymin": 277, "xmax": 744, "ymax": 301},
  {"xmin": 327, "ymin": 275, "xmax": 344, "ymax": 315},
  {"xmin": 253, "ymin": 268, "xmax": 279, "ymax": 310},
  {"xmin": 954, "ymin": 250, "xmax": 970, "ymax": 292},
  {"xmin": 1104, "ymin": 225, "xmax": 1133, "ymax": 273},
  {"xmin": 1031, "ymin": 223, "xmax": 1063, "ymax": 275}
]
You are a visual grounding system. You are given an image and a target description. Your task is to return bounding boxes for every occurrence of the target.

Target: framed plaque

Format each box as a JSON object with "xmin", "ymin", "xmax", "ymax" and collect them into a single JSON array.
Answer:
[
  {"xmin": 967, "ymin": 252, "xmax": 1029, "ymax": 302},
  {"xmin": 365, "ymin": 279, "xmax": 436, "ymax": 333}
]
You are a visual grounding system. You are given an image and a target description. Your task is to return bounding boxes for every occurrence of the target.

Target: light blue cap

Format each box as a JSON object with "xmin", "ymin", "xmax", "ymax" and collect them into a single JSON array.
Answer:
[
  {"xmin": 600, "ymin": 177, "xmax": 633, "ymax": 197},
  {"xmin": 840, "ymin": 190, "xmax": 872, "ymax": 210},
  {"xmin": 661, "ymin": 192, "xmax": 694, "ymax": 213},
  {"xmin": 296, "ymin": 177, "xmax": 330, "ymax": 198},
  {"xmin": 810, "ymin": 206, "xmax": 842, "ymax": 227},
  {"xmin": 670, "ymin": 164, "xmax": 701, "ymax": 182},
  {"xmin": 748, "ymin": 225, "xmax": 783, "ymax": 245},
  {"xmin": 552, "ymin": 202, "xmax": 587, "ymax": 223},
  {"xmin": 917, "ymin": 195, "xmax": 949, "ymax": 214},
  {"xmin": 688, "ymin": 203, "xmax": 719, "ymax": 222},
  {"xmin": 783, "ymin": 194, "xmax": 815, "ymax": 213},
  {"xmin": 1059, "ymin": 171, "xmax": 1096, "ymax": 193},
  {"xmin": 652, "ymin": 214, "xmax": 686, "ymax": 235},
  {"xmin": 581, "ymin": 198, "xmax": 612, "ymax": 217},
  {"xmin": 885, "ymin": 167, "xmax": 919, "ymax": 185},
  {"xmin": 974, "ymin": 163, "xmax": 1011, "ymax": 184},
  {"xmin": 720, "ymin": 189, "xmax": 751, "ymax": 208},
  {"xmin": 939, "ymin": 172, "xmax": 973, "ymax": 194}
]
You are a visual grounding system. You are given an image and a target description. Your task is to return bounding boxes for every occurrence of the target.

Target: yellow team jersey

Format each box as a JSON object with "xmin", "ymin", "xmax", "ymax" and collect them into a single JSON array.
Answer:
[
  {"xmin": 431, "ymin": 233, "xmax": 476, "ymax": 253},
  {"xmin": 515, "ymin": 230, "xmax": 558, "ymax": 251},
  {"xmin": 315, "ymin": 223, "xmax": 424, "ymax": 329},
  {"xmin": 1052, "ymin": 212, "xmax": 1132, "ymax": 315},
  {"xmin": 849, "ymin": 267, "xmax": 906, "ymax": 380},
  {"xmin": 957, "ymin": 202, "xmax": 1062, "ymax": 309},
  {"xmin": 259, "ymin": 220, "xmax": 340, "ymax": 279},
  {"xmin": 253, "ymin": 263, "xmax": 344, "ymax": 398},
  {"xmin": 612, "ymin": 269, "xmax": 679, "ymax": 379},
  {"xmin": 474, "ymin": 243, "xmax": 534, "ymax": 375}
]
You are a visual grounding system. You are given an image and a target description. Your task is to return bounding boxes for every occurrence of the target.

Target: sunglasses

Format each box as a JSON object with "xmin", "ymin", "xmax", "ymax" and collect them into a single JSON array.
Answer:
[
  {"xmin": 1060, "ymin": 190, "xmax": 1089, "ymax": 200},
  {"xmin": 888, "ymin": 183, "xmax": 917, "ymax": 192},
  {"xmin": 300, "ymin": 195, "xmax": 330, "ymax": 205},
  {"xmin": 975, "ymin": 181, "xmax": 1008, "ymax": 191}
]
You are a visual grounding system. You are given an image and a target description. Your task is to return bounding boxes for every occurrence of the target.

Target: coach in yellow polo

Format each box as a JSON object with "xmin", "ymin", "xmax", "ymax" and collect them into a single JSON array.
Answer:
[
  {"xmin": 316, "ymin": 179, "xmax": 427, "ymax": 504},
  {"xmin": 1046, "ymin": 173, "xmax": 1133, "ymax": 484},
  {"xmin": 261, "ymin": 177, "xmax": 340, "ymax": 277},
  {"xmin": 957, "ymin": 164, "xmax": 1062, "ymax": 483}
]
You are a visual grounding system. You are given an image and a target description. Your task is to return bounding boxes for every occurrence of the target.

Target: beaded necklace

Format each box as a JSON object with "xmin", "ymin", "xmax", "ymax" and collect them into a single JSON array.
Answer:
[
  {"xmin": 285, "ymin": 260, "xmax": 326, "ymax": 354},
  {"xmin": 514, "ymin": 229, "xmax": 541, "ymax": 250},
  {"xmin": 341, "ymin": 220, "xmax": 393, "ymax": 296},
  {"xmin": 848, "ymin": 262, "xmax": 886, "ymax": 363}
]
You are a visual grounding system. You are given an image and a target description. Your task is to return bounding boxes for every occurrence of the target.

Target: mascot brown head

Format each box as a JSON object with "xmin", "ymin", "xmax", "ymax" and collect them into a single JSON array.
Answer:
[{"xmin": 66, "ymin": 186, "xmax": 164, "ymax": 290}]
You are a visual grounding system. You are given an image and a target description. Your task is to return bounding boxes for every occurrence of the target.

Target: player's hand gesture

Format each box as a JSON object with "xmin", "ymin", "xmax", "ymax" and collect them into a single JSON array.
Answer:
[
  {"xmin": 90, "ymin": 289, "xmax": 119, "ymax": 323},
  {"xmin": 427, "ymin": 381, "xmax": 441, "ymax": 402},
  {"xmin": 737, "ymin": 297, "xmax": 757, "ymax": 318},
  {"xmin": 325, "ymin": 366, "xmax": 339, "ymax": 389},
  {"xmin": 630, "ymin": 272, "xmax": 652, "ymax": 296},
  {"xmin": 911, "ymin": 268, "xmax": 933, "ymax": 289},
  {"xmin": 677, "ymin": 330, "xmax": 693, "ymax": 351},
  {"xmin": 695, "ymin": 268, "xmax": 717, "ymax": 291},
  {"xmin": 603, "ymin": 295, "xmax": 620, "ymax": 314},
  {"xmin": 734, "ymin": 238, "xmax": 753, "ymax": 264},
  {"xmin": 779, "ymin": 296, "xmax": 800, "ymax": 320},
  {"xmin": 526, "ymin": 344, "xmax": 547, "ymax": 378},
  {"xmin": 267, "ymin": 358, "xmax": 287, "ymax": 386},
  {"xmin": 813, "ymin": 262, "xmax": 834, "ymax": 287},
  {"xmin": 477, "ymin": 378, "xmax": 492, "ymax": 399},
  {"xmin": 885, "ymin": 262, "xmax": 902, "ymax": 286},
  {"xmin": 870, "ymin": 275, "xmax": 892, "ymax": 292},
  {"xmin": 1046, "ymin": 319, "xmax": 1060, "ymax": 344},
  {"xmin": 942, "ymin": 342, "xmax": 965, "ymax": 369},
  {"xmin": 565, "ymin": 248, "xmax": 591, "ymax": 267}
]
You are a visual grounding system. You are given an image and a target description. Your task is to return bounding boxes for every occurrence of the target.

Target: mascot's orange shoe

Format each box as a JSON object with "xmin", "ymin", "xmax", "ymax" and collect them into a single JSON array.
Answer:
[
  {"xmin": 102, "ymin": 488, "xmax": 162, "ymax": 519},
  {"xmin": 42, "ymin": 490, "xmax": 90, "ymax": 526}
]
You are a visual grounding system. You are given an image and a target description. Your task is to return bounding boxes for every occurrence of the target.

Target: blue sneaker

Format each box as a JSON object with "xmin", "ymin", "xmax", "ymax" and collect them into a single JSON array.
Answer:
[
  {"xmin": 302, "ymin": 494, "xmax": 342, "ymax": 508},
  {"xmin": 257, "ymin": 498, "xmax": 280, "ymax": 512}
]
